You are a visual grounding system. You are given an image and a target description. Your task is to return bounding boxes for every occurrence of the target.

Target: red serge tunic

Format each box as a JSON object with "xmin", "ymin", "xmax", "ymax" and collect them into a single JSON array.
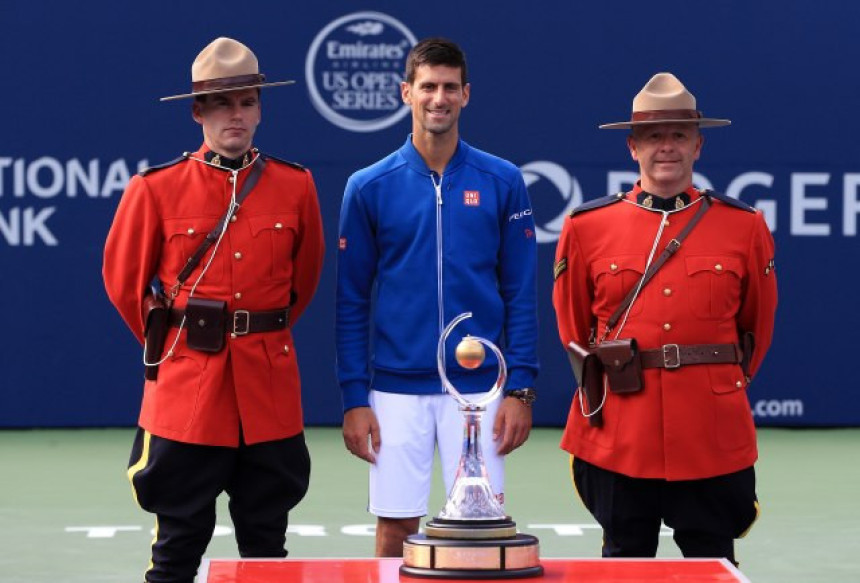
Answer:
[
  {"xmin": 552, "ymin": 186, "xmax": 777, "ymax": 480},
  {"xmin": 103, "ymin": 146, "xmax": 325, "ymax": 446}
]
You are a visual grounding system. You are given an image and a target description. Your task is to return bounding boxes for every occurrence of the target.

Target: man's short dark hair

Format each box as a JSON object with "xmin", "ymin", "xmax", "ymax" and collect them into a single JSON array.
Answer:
[{"xmin": 405, "ymin": 38, "xmax": 468, "ymax": 86}]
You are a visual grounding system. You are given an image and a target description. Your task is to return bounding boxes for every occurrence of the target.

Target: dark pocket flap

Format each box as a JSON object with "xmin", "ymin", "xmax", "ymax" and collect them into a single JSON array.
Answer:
[
  {"xmin": 596, "ymin": 338, "xmax": 639, "ymax": 371},
  {"xmin": 185, "ymin": 298, "xmax": 227, "ymax": 353}
]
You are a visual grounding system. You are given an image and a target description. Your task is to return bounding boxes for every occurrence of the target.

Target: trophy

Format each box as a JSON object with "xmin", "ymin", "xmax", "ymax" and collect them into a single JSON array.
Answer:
[{"xmin": 400, "ymin": 313, "xmax": 542, "ymax": 579}]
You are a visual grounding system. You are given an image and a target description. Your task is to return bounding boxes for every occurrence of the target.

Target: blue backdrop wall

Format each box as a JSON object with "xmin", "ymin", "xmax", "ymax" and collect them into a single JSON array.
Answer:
[{"xmin": 2, "ymin": 1, "xmax": 857, "ymax": 428}]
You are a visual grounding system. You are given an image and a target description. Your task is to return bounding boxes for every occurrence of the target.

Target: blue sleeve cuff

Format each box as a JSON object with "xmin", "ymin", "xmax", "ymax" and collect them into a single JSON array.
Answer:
[
  {"xmin": 506, "ymin": 368, "xmax": 538, "ymax": 392},
  {"xmin": 341, "ymin": 382, "xmax": 370, "ymax": 412}
]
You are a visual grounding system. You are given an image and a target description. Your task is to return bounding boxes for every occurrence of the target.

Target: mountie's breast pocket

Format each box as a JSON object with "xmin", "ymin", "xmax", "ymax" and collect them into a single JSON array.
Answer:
[
  {"xmin": 685, "ymin": 255, "xmax": 743, "ymax": 320},
  {"xmin": 163, "ymin": 217, "xmax": 223, "ymax": 283},
  {"xmin": 249, "ymin": 213, "xmax": 299, "ymax": 280},
  {"xmin": 591, "ymin": 255, "xmax": 647, "ymax": 319}
]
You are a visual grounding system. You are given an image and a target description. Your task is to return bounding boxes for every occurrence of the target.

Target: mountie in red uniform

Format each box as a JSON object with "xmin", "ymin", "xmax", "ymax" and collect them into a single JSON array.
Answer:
[
  {"xmin": 105, "ymin": 36, "xmax": 325, "ymax": 583},
  {"xmin": 104, "ymin": 145, "xmax": 325, "ymax": 446},
  {"xmin": 553, "ymin": 184, "xmax": 777, "ymax": 481}
]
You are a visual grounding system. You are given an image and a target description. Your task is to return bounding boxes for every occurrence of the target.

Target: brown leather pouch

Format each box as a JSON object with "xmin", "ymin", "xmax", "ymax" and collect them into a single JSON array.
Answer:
[
  {"xmin": 185, "ymin": 298, "xmax": 227, "ymax": 353},
  {"xmin": 566, "ymin": 341, "xmax": 604, "ymax": 427},
  {"xmin": 596, "ymin": 338, "xmax": 643, "ymax": 394},
  {"xmin": 143, "ymin": 294, "xmax": 170, "ymax": 381}
]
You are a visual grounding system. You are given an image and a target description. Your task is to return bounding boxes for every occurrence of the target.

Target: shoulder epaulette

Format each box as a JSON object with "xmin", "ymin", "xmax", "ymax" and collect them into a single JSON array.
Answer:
[
  {"xmin": 138, "ymin": 155, "xmax": 187, "ymax": 176},
  {"xmin": 260, "ymin": 152, "xmax": 307, "ymax": 171},
  {"xmin": 702, "ymin": 189, "xmax": 756, "ymax": 213},
  {"xmin": 569, "ymin": 192, "xmax": 625, "ymax": 217}
]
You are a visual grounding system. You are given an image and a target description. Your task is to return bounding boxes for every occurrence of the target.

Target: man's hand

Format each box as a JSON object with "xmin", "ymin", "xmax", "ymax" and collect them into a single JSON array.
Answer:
[
  {"xmin": 342, "ymin": 406, "xmax": 381, "ymax": 463},
  {"xmin": 492, "ymin": 397, "xmax": 533, "ymax": 455}
]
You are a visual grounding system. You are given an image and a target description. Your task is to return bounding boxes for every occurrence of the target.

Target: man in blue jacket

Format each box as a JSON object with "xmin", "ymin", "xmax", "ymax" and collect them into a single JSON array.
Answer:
[{"xmin": 336, "ymin": 37, "xmax": 539, "ymax": 557}]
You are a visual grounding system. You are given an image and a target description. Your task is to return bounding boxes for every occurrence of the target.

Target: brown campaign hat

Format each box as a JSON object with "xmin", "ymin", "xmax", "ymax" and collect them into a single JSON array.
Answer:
[
  {"xmin": 599, "ymin": 72, "xmax": 730, "ymax": 129},
  {"xmin": 160, "ymin": 37, "xmax": 294, "ymax": 102}
]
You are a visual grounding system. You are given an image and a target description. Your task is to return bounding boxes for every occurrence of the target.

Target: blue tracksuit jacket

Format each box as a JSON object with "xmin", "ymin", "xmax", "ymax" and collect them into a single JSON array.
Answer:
[{"xmin": 336, "ymin": 136, "xmax": 538, "ymax": 411}]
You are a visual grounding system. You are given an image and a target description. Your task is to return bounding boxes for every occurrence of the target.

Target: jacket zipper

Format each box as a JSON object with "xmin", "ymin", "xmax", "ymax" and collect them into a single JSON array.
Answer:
[{"xmin": 431, "ymin": 172, "xmax": 444, "ymax": 341}]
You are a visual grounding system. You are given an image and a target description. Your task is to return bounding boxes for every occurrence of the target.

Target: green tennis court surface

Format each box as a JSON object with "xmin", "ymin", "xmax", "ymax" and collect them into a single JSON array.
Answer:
[{"xmin": 2, "ymin": 427, "xmax": 858, "ymax": 582}]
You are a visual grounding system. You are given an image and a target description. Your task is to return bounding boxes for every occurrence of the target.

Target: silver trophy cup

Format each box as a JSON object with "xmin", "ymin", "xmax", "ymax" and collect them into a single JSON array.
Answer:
[{"xmin": 437, "ymin": 312, "xmax": 506, "ymax": 522}]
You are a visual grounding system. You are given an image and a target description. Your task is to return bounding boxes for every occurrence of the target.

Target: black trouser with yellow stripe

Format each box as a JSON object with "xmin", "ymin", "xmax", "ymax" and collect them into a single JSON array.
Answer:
[
  {"xmin": 128, "ymin": 428, "xmax": 310, "ymax": 583},
  {"xmin": 573, "ymin": 457, "xmax": 758, "ymax": 565}
]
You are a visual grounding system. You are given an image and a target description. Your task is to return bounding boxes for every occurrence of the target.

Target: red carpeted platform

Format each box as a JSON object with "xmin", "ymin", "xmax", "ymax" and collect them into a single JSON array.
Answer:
[{"xmin": 199, "ymin": 557, "xmax": 751, "ymax": 582}]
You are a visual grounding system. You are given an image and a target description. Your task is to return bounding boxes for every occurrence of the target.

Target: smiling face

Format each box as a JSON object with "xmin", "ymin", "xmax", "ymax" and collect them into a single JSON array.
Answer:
[
  {"xmin": 401, "ymin": 64, "xmax": 470, "ymax": 138},
  {"xmin": 627, "ymin": 122, "xmax": 703, "ymax": 196},
  {"xmin": 192, "ymin": 89, "xmax": 261, "ymax": 158}
]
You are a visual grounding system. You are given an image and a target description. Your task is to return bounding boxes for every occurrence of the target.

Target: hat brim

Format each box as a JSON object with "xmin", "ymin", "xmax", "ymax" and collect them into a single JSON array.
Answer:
[
  {"xmin": 160, "ymin": 80, "xmax": 295, "ymax": 102},
  {"xmin": 599, "ymin": 117, "xmax": 731, "ymax": 130}
]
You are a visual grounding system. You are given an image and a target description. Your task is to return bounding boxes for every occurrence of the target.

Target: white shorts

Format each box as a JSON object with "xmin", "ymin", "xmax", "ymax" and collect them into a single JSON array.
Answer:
[{"xmin": 368, "ymin": 389, "xmax": 504, "ymax": 518}]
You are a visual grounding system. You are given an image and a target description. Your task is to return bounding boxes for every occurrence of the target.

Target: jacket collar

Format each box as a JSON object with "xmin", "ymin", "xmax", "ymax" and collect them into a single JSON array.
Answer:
[
  {"xmin": 192, "ymin": 144, "xmax": 255, "ymax": 171},
  {"xmin": 398, "ymin": 134, "xmax": 469, "ymax": 175},
  {"xmin": 629, "ymin": 182, "xmax": 701, "ymax": 211}
]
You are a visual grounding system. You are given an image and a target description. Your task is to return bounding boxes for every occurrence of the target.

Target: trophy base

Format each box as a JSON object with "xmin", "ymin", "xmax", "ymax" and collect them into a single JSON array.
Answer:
[
  {"xmin": 401, "ymin": 533, "xmax": 542, "ymax": 579},
  {"xmin": 424, "ymin": 517, "xmax": 518, "ymax": 539}
]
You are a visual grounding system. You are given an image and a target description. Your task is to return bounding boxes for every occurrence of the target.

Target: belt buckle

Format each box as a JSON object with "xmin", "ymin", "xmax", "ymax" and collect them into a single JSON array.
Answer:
[
  {"xmin": 662, "ymin": 344, "xmax": 681, "ymax": 369},
  {"xmin": 233, "ymin": 310, "xmax": 250, "ymax": 336}
]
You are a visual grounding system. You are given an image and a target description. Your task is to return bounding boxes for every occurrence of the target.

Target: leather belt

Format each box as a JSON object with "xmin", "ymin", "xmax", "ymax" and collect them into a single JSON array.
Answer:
[
  {"xmin": 639, "ymin": 343, "xmax": 741, "ymax": 370},
  {"xmin": 169, "ymin": 307, "xmax": 290, "ymax": 335}
]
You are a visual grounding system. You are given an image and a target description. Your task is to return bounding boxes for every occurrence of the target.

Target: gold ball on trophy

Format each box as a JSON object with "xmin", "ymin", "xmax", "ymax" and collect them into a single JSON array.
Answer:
[{"xmin": 455, "ymin": 336, "xmax": 485, "ymax": 369}]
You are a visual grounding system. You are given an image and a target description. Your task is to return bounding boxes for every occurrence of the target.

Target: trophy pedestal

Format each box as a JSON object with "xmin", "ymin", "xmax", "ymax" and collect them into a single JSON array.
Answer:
[{"xmin": 401, "ymin": 519, "xmax": 542, "ymax": 579}]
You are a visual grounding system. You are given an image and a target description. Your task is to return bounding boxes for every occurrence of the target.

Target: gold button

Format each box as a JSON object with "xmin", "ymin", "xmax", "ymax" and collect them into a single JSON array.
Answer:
[
  {"xmin": 663, "ymin": 323, "xmax": 672, "ymax": 331},
  {"xmin": 664, "ymin": 219, "xmax": 670, "ymax": 227},
  {"xmin": 715, "ymin": 263, "xmax": 723, "ymax": 272},
  {"xmin": 736, "ymin": 380, "xmax": 743, "ymax": 388},
  {"xmin": 234, "ymin": 252, "xmax": 243, "ymax": 260},
  {"xmin": 187, "ymin": 228, "xmax": 195, "ymax": 235},
  {"xmin": 230, "ymin": 215, "xmax": 238, "ymax": 223},
  {"xmin": 610, "ymin": 263, "xmax": 618, "ymax": 271},
  {"xmin": 234, "ymin": 292, "xmax": 242, "ymax": 300},
  {"xmin": 275, "ymin": 222, "xmax": 283, "ymax": 229},
  {"xmin": 228, "ymin": 175, "xmax": 235, "ymax": 183},
  {"xmin": 230, "ymin": 332, "xmax": 237, "ymax": 339},
  {"xmin": 284, "ymin": 345, "xmax": 290, "ymax": 353},
  {"xmin": 663, "ymin": 288, "xmax": 672, "ymax": 296}
]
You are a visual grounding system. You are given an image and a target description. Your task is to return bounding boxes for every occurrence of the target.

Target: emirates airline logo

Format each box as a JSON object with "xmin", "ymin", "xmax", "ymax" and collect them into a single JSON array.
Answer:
[{"xmin": 305, "ymin": 12, "xmax": 417, "ymax": 132}]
